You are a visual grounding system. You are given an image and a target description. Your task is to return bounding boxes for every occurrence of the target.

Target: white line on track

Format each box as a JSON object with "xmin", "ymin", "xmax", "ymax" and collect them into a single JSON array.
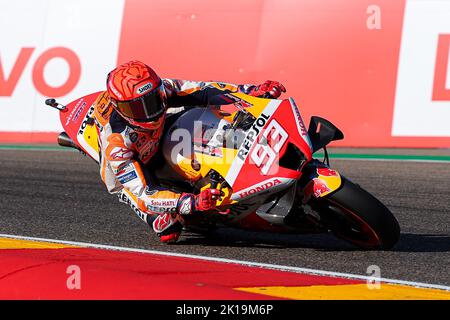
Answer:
[{"xmin": 1, "ymin": 233, "xmax": 449, "ymax": 292}]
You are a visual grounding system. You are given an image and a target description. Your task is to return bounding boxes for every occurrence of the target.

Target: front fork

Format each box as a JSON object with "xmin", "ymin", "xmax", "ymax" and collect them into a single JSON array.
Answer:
[{"xmin": 280, "ymin": 159, "xmax": 343, "ymax": 230}]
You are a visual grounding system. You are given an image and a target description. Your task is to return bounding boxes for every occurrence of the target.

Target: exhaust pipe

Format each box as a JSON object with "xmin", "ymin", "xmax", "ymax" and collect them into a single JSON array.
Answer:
[{"xmin": 57, "ymin": 132, "xmax": 80, "ymax": 150}]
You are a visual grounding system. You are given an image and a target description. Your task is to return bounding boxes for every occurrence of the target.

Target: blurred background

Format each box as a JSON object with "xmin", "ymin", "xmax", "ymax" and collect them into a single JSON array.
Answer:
[{"xmin": 1, "ymin": 0, "xmax": 450, "ymax": 147}]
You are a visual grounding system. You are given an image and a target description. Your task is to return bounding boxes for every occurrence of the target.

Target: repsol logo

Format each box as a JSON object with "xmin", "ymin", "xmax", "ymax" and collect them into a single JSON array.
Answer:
[
  {"xmin": 136, "ymin": 82, "xmax": 153, "ymax": 95},
  {"xmin": 147, "ymin": 205, "xmax": 177, "ymax": 213},
  {"xmin": 237, "ymin": 113, "xmax": 270, "ymax": 160},
  {"xmin": 239, "ymin": 178, "xmax": 282, "ymax": 198},
  {"xmin": 119, "ymin": 193, "xmax": 147, "ymax": 222},
  {"xmin": 78, "ymin": 105, "xmax": 95, "ymax": 135}
]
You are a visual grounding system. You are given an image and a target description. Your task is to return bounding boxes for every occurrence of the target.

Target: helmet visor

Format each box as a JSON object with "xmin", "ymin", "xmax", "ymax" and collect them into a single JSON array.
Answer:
[{"xmin": 113, "ymin": 85, "xmax": 166, "ymax": 122}]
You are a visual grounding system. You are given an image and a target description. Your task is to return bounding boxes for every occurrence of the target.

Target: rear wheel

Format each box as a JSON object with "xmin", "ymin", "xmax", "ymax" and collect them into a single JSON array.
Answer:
[{"xmin": 311, "ymin": 177, "xmax": 400, "ymax": 250}]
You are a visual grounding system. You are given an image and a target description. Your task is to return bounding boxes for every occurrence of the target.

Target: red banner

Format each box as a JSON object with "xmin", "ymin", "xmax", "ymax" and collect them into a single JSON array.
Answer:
[
  {"xmin": 2, "ymin": 0, "xmax": 450, "ymax": 147},
  {"xmin": 118, "ymin": 0, "xmax": 450, "ymax": 147}
]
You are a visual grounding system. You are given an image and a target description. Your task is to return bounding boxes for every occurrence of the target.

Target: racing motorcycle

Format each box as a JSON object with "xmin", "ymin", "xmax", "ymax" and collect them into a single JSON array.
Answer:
[{"xmin": 46, "ymin": 91, "xmax": 400, "ymax": 250}]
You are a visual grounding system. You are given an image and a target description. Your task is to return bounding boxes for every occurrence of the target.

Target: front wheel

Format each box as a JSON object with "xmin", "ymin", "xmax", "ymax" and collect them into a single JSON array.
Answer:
[{"xmin": 311, "ymin": 177, "xmax": 400, "ymax": 250}]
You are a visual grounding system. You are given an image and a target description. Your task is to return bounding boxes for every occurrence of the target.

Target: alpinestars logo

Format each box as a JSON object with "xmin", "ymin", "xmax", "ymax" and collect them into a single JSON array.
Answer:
[
  {"xmin": 110, "ymin": 147, "xmax": 133, "ymax": 160},
  {"xmin": 178, "ymin": 195, "xmax": 193, "ymax": 215},
  {"xmin": 153, "ymin": 213, "xmax": 175, "ymax": 233}
]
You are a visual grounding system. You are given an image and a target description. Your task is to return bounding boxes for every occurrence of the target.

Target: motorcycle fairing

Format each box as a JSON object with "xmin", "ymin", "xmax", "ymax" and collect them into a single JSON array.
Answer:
[
  {"xmin": 223, "ymin": 94, "xmax": 313, "ymax": 198},
  {"xmin": 162, "ymin": 93, "xmax": 316, "ymax": 207},
  {"xmin": 60, "ymin": 91, "xmax": 317, "ymax": 212},
  {"xmin": 59, "ymin": 91, "xmax": 102, "ymax": 162}
]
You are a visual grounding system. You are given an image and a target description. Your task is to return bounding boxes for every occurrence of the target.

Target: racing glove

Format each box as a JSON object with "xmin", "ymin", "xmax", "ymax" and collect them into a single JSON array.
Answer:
[
  {"xmin": 177, "ymin": 189, "xmax": 222, "ymax": 215},
  {"xmin": 247, "ymin": 80, "xmax": 286, "ymax": 99}
]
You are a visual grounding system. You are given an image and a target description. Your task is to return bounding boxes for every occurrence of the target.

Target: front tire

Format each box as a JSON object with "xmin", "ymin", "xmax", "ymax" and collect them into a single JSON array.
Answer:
[{"xmin": 312, "ymin": 177, "xmax": 400, "ymax": 250}]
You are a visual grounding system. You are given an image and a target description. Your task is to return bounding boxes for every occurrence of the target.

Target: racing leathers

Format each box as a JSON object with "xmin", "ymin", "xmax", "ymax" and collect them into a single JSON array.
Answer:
[{"xmin": 93, "ymin": 79, "xmax": 285, "ymax": 241}]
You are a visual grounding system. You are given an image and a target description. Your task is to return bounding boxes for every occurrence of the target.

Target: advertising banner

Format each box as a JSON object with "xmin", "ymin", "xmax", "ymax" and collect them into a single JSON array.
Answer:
[{"xmin": 1, "ymin": 0, "xmax": 449, "ymax": 147}]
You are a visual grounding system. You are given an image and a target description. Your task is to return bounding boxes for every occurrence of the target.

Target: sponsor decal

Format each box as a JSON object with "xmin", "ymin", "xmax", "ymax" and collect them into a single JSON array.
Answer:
[
  {"xmin": 110, "ymin": 147, "xmax": 133, "ymax": 160},
  {"xmin": 291, "ymin": 101, "xmax": 307, "ymax": 136},
  {"xmin": 238, "ymin": 178, "xmax": 282, "ymax": 199},
  {"xmin": 149, "ymin": 199, "xmax": 178, "ymax": 207},
  {"xmin": 250, "ymin": 119, "xmax": 288, "ymax": 175},
  {"xmin": 147, "ymin": 198, "xmax": 178, "ymax": 213},
  {"xmin": 317, "ymin": 167, "xmax": 338, "ymax": 177},
  {"xmin": 118, "ymin": 192, "xmax": 147, "ymax": 222},
  {"xmin": 303, "ymin": 178, "xmax": 331, "ymax": 203},
  {"xmin": 136, "ymin": 82, "xmax": 153, "ymax": 95},
  {"xmin": 237, "ymin": 113, "xmax": 270, "ymax": 160},
  {"xmin": 178, "ymin": 195, "xmax": 193, "ymax": 215},
  {"xmin": 225, "ymin": 100, "xmax": 281, "ymax": 187},
  {"xmin": 78, "ymin": 104, "xmax": 95, "ymax": 135},
  {"xmin": 290, "ymin": 98, "xmax": 313, "ymax": 150},
  {"xmin": 139, "ymin": 140, "xmax": 159, "ymax": 163},
  {"xmin": 129, "ymin": 131, "xmax": 138, "ymax": 143},
  {"xmin": 114, "ymin": 161, "xmax": 133, "ymax": 175},
  {"xmin": 312, "ymin": 178, "xmax": 331, "ymax": 197},
  {"xmin": 147, "ymin": 205, "xmax": 177, "ymax": 213},
  {"xmin": 133, "ymin": 132, "xmax": 159, "ymax": 163},
  {"xmin": 135, "ymin": 134, "xmax": 147, "ymax": 148},
  {"xmin": 153, "ymin": 213, "xmax": 176, "ymax": 232},
  {"xmin": 64, "ymin": 99, "xmax": 86, "ymax": 126},
  {"xmin": 72, "ymin": 101, "xmax": 87, "ymax": 123},
  {"xmin": 117, "ymin": 171, "xmax": 138, "ymax": 184}
]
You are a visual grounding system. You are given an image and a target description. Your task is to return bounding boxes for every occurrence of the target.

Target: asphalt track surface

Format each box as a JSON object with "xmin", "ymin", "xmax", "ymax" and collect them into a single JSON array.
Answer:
[{"xmin": 1, "ymin": 148, "xmax": 449, "ymax": 286}]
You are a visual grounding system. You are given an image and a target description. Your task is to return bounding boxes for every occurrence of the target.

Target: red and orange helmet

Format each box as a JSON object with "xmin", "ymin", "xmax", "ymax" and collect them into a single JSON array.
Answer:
[{"xmin": 106, "ymin": 60, "xmax": 167, "ymax": 131}]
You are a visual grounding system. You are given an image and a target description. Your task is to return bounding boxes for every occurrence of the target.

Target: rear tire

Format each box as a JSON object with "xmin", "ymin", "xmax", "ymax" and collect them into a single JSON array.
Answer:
[{"xmin": 314, "ymin": 177, "xmax": 400, "ymax": 250}]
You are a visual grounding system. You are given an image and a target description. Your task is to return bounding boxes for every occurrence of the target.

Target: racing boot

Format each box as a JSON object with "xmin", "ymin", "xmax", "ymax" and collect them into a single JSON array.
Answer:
[{"xmin": 152, "ymin": 212, "xmax": 183, "ymax": 244}]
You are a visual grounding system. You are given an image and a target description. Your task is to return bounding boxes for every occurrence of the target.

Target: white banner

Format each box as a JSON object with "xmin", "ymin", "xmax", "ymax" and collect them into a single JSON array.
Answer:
[
  {"xmin": 0, "ymin": 0, "xmax": 124, "ymax": 132},
  {"xmin": 392, "ymin": 0, "xmax": 450, "ymax": 137}
]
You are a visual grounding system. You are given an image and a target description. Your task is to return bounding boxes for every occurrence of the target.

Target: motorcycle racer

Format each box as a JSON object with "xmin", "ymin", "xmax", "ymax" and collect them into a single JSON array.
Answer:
[{"xmin": 94, "ymin": 60, "xmax": 286, "ymax": 243}]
